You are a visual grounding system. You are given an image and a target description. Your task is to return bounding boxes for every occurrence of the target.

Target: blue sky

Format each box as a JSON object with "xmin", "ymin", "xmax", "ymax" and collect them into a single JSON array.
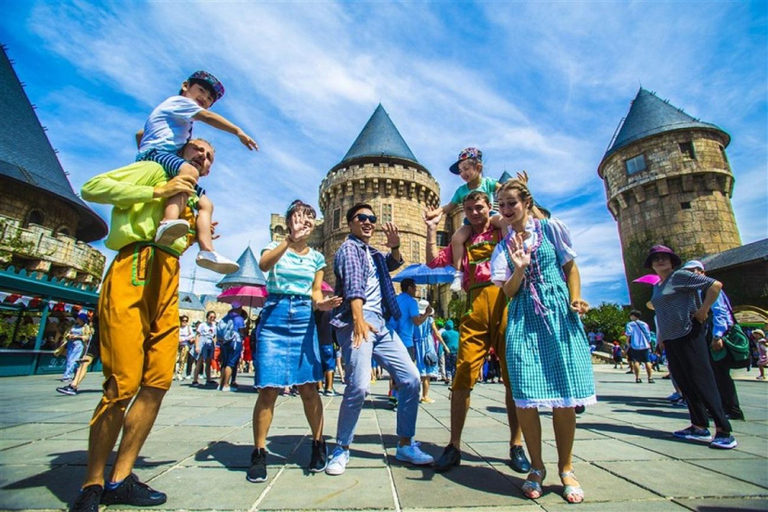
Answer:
[{"xmin": 2, "ymin": 1, "xmax": 766, "ymax": 306}]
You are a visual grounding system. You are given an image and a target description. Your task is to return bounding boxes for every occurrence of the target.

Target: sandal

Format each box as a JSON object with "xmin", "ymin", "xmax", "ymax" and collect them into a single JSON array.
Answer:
[
  {"xmin": 635, "ymin": 378, "xmax": 642, "ymax": 383},
  {"xmin": 521, "ymin": 467, "xmax": 546, "ymax": 499},
  {"xmin": 648, "ymin": 378, "xmax": 656, "ymax": 383},
  {"xmin": 560, "ymin": 470, "xmax": 584, "ymax": 504}
]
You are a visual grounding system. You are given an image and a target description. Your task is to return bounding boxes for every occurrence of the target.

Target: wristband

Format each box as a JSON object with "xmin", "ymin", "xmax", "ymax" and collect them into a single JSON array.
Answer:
[{"xmin": 391, "ymin": 244, "xmax": 400, "ymax": 250}]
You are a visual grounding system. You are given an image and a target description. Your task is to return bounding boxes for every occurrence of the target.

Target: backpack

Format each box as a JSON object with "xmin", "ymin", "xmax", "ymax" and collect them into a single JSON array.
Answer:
[{"xmin": 217, "ymin": 315, "xmax": 237, "ymax": 343}]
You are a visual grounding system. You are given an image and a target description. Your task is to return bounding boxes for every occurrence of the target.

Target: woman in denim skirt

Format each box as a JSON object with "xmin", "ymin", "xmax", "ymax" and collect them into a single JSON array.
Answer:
[{"xmin": 247, "ymin": 201, "xmax": 342, "ymax": 483}]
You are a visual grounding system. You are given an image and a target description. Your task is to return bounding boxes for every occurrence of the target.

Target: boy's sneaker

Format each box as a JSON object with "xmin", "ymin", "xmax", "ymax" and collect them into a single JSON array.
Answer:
[
  {"xmin": 387, "ymin": 396, "xmax": 398, "ymax": 410},
  {"xmin": 450, "ymin": 271, "xmax": 464, "ymax": 293},
  {"xmin": 671, "ymin": 398, "xmax": 688, "ymax": 408},
  {"xmin": 196, "ymin": 251, "xmax": 239, "ymax": 274},
  {"xmin": 56, "ymin": 385, "xmax": 77, "ymax": 396},
  {"xmin": 69, "ymin": 484, "xmax": 103, "ymax": 512},
  {"xmin": 673, "ymin": 426, "xmax": 711, "ymax": 442},
  {"xmin": 395, "ymin": 440, "xmax": 434, "ymax": 466},
  {"xmin": 246, "ymin": 448, "xmax": 268, "ymax": 483},
  {"xmin": 308, "ymin": 440, "xmax": 328, "ymax": 473},
  {"xmin": 101, "ymin": 473, "xmax": 166, "ymax": 506},
  {"xmin": 155, "ymin": 220, "xmax": 189, "ymax": 246},
  {"xmin": 325, "ymin": 446, "xmax": 350, "ymax": 476},
  {"xmin": 666, "ymin": 392, "xmax": 681, "ymax": 401},
  {"xmin": 710, "ymin": 433, "xmax": 738, "ymax": 449}
]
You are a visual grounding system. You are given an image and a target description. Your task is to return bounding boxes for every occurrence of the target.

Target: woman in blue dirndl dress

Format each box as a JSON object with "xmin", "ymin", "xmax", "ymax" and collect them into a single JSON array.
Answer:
[
  {"xmin": 490, "ymin": 180, "xmax": 596, "ymax": 504},
  {"xmin": 249, "ymin": 201, "xmax": 342, "ymax": 481}
]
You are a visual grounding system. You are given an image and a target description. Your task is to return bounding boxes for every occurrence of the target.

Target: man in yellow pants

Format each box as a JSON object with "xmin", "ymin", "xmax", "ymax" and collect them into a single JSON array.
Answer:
[
  {"xmin": 69, "ymin": 139, "xmax": 213, "ymax": 512},
  {"xmin": 425, "ymin": 190, "xmax": 530, "ymax": 474}
]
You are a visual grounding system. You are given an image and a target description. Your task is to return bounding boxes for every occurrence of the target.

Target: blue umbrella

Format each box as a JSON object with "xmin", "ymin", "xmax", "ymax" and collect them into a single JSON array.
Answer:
[{"xmin": 392, "ymin": 263, "xmax": 456, "ymax": 285}]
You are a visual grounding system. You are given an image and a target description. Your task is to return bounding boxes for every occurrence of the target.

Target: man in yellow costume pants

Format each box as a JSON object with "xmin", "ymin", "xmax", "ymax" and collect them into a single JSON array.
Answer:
[{"xmin": 69, "ymin": 139, "xmax": 214, "ymax": 512}]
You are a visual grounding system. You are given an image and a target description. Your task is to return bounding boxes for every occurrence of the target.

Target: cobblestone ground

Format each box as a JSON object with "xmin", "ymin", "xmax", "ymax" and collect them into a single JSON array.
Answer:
[{"xmin": 0, "ymin": 364, "xmax": 766, "ymax": 511}]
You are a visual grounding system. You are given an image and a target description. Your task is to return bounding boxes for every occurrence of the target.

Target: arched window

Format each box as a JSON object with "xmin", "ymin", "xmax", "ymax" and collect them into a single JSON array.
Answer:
[
  {"xmin": 25, "ymin": 209, "xmax": 44, "ymax": 227},
  {"xmin": 55, "ymin": 226, "xmax": 72, "ymax": 237}
]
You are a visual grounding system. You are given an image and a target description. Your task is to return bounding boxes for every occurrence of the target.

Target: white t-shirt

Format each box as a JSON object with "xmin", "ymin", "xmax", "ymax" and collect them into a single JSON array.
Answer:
[
  {"xmin": 137, "ymin": 96, "xmax": 203, "ymax": 156},
  {"xmin": 197, "ymin": 322, "xmax": 216, "ymax": 346},
  {"xmin": 362, "ymin": 247, "xmax": 383, "ymax": 315}
]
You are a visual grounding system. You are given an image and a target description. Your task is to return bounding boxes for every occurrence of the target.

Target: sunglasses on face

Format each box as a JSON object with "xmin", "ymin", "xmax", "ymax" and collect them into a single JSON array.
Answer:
[{"xmin": 355, "ymin": 214, "xmax": 377, "ymax": 224}]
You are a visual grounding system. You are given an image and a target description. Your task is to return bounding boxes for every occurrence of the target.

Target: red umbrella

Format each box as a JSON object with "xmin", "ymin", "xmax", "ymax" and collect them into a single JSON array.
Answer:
[
  {"xmin": 217, "ymin": 285, "xmax": 268, "ymax": 308},
  {"xmin": 321, "ymin": 281, "xmax": 334, "ymax": 294}
]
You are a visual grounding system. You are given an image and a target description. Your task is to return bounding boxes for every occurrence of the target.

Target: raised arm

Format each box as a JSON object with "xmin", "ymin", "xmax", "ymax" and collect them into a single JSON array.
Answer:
[
  {"xmin": 501, "ymin": 233, "xmax": 530, "ymax": 299},
  {"xmin": 423, "ymin": 208, "xmax": 443, "ymax": 263},
  {"xmin": 193, "ymin": 110, "xmax": 258, "ymax": 150}
]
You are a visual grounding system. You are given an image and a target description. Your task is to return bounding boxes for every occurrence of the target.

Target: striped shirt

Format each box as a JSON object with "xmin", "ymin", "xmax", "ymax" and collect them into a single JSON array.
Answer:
[
  {"xmin": 651, "ymin": 269, "xmax": 716, "ymax": 342},
  {"xmin": 262, "ymin": 242, "xmax": 325, "ymax": 297}
]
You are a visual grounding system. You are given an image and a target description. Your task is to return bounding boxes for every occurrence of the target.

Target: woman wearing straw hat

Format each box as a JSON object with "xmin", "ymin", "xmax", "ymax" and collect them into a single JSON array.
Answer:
[{"xmin": 645, "ymin": 245, "xmax": 737, "ymax": 450}]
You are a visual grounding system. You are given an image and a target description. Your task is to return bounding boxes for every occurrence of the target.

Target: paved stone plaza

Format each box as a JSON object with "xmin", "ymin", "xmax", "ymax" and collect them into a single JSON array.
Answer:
[{"xmin": 1, "ymin": 365, "xmax": 766, "ymax": 511}]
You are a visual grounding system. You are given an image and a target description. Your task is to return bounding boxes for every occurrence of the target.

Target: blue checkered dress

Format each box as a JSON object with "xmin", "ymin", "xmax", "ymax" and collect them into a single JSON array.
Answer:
[{"xmin": 504, "ymin": 219, "xmax": 596, "ymax": 408}]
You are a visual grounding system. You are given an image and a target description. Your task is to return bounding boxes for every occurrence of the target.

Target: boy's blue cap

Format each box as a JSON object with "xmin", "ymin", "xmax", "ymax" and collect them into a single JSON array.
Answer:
[{"xmin": 450, "ymin": 147, "xmax": 483, "ymax": 175}]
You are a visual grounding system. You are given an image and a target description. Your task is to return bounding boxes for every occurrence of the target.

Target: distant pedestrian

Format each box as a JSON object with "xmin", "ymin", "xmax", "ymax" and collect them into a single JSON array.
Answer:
[
  {"xmin": 625, "ymin": 310, "xmax": 654, "ymax": 383},
  {"xmin": 414, "ymin": 300, "xmax": 441, "ymax": 403},
  {"xmin": 754, "ymin": 329, "xmax": 767, "ymax": 380},
  {"xmin": 60, "ymin": 312, "xmax": 92, "ymax": 382},
  {"xmin": 57, "ymin": 312, "xmax": 99, "ymax": 396},
  {"xmin": 191, "ymin": 311, "xmax": 217, "ymax": 387},
  {"xmin": 218, "ymin": 305, "xmax": 246, "ymax": 392},
  {"xmin": 442, "ymin": 320, "xmax": 459, "ymax": 383},
  {"xmin": 175, "ymin": 316, "xmax": 195, "ymax": 381},
  {"xmin": 612, "ymin": 341, "xmax": 623, "ymax": 369}
]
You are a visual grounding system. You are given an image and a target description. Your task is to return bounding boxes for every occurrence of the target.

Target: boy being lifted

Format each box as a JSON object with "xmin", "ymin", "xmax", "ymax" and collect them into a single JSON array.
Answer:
[{"xmin": 136, "ymin": 70, "xmax": 258, "ymax": 273}]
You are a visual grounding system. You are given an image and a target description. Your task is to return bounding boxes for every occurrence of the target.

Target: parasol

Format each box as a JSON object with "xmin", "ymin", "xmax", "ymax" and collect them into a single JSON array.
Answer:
[
  {"xmin": 392, "ymin": 264, "xmax": 456, "ymax": 285},
  {"xmin": 633, "ymin": 274, "xmax": 661, "ymax": 285},
  {"xmin": 217, "ymin": 285, "xmax": 268, "ymax": 308}
]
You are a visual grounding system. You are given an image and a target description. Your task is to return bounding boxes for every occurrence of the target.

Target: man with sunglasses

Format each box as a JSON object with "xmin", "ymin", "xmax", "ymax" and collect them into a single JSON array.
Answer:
[{"xmin": 326, "ymin": 203, "xmax": 434, "ymax": 476}]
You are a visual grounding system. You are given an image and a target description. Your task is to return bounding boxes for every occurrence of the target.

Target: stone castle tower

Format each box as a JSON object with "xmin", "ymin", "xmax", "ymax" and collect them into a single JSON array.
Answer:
[
  {"xmin": 318, "ymin": 105, "xmax": 442, "ymax": 287},
  {"xmin": 598, "ymin": 88, "xmax": 741, "ymax": 307}
]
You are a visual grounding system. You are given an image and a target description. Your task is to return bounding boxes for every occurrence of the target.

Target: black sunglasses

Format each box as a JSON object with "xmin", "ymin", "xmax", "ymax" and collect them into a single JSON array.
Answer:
[{"xmin": 354, "ymin": 213, "xmax": 377, "ymax": 224}]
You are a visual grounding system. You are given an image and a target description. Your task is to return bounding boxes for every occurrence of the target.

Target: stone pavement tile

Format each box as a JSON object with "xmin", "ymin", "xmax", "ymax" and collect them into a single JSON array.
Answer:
[
  {"xmin": 686, "ymin": 457, "xmax": 768, "ymax": 489},
  {"xmin": 598, "ymin": 460, "xmax": 768, "ymax": 498},
  {"xmin": 730, "ymin": 433, "xmax": 768, "ymax": 458},
  {"xmin": 0, "ymin": 422, "xmax": 82, "ymax": 441},
  {"xmin": 543, "ymin": 499, "xmax": 689, "ymax": 511},
  {"xmin": 675, "ymin": 497, "xmax": 768, "ymax": 511},
  {"xmin": 470, "ymin": 440, "xmax": 560, "ymax": 468},
  {"xmin": 221, "ymin": 425, "xmax": 305, "ymax": 444},
  {"xmin": 0, "ymin": 440, "xmax": 87, "ymax": 466},
  {"xmin": 0, "ymin": 411, "xmax": 73, "ymax": 426},
  {"xmin": 0, "ymin": 463, "xmax": 80, "ymax": 509},
  {"xmin": 188, "ymin": 438, "xmax": 294, "ymax": 469},
  {"xmin": 462, "ymin": 426, "xmax": 520, "ymax": 443},
  {"xmin": 392, "ymin": 461, "xmax": 525, "ymax": 508},
  {"xmin": 258, "ymin": 467, "xmax": 396, "ymax": 510},
  {"xmin": 46, "ymin": 425, "xmax": 99, "ymax": 441},
  {"xmin": 178, "ymin": 408, "xmax": 253, "ymax": 426},
  {"xmin": 0, "ymin": 438, "xmax": 30, "ymax": 451},
  {"xmin": 730, "ymin": 420, "xmax": 768, "ymax": 437},
  {"xmin": 130, "ymin": 440, "xmax": 201, "ymax": 467},
  {"xmin": 404, "ymin": 506, "xmax": 544, "ymax": 511},
  {"xmin": 618, "ymin": 435, "xmax": 760, "ymax": 461},
  {"xmin": 144, "ymin": 465, "xmax": 259, "ymax": 510},
  {"xmin": 153, "ymin": 405, "xmax": 220, "ymax": 425},
  {"xmin": 571, "ymin": 438, "xmax": 672, "ymax": 462},
  {"xmin": 534, "ymin": 462, "xmax": 661, "ymax": 506},
  {"xmin": 740, "ymin": 405, "xmax": 768, "ymax": 421},
  {"xmin": 146, "ymin": 425, "xmax": 237, "ymax": 444},
  {"xmin": 41, "ymin": 410, "xmax": 98, "ymax": 424}
]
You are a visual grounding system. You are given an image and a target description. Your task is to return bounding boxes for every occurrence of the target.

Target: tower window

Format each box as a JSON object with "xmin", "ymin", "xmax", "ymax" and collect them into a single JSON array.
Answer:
[
  {"xmin": 681, "ymin": 202, "xmax": 692, "ymax": 210},
  {"xmin": 625, "ymin": 154, "xmax": 646, "ymax": 175},
  {"xmin": 24, "ymin": 209, "xmax": 44, "ymax": 227},
  {"xmin": 436, "ymin": 231, "xmax": 450, "ymax": 247},
  {"xmin": 333, "ymin": 208, "xmax": 341, "ymax": 230},
  {"xmin": 381, "ymin": 203, "xmax": 393, "ymax": 224},
  {"xmin": 719, "ymin": 144, "xmax": 729, "ymax": 163},
  {"xmin": 411, "ymin": 240, "xmax": 420, "ymax": 263},
  {"xmin": 679, "ymin": 141, "xmax": 696, "ymax": 160}
]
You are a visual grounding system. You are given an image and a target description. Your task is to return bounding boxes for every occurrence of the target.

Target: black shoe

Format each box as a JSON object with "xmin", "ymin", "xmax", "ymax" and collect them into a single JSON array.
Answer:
[
  {"xmin": 70, "ymin": 484, "xmax": 103, "ymax": 512},
  {"xmin": 727, "ymin": 410, "xmax": 745, "ymax": 421},
  {"xmin": 575, "ymin": 405, "xmax": 586, "ymax": 414},
  {"xmin": 56, "ymin": 385, "xmax": 77, "ymax": 396},
  {"xmin": 434, "ymin": 444, "xmax": 461, "ymax": 473},
  {"xmin": 101, "ymin": 474, "xmax": 166, "ymax": 506},
  {"xmin": 308, "ymin": 440, "xmax": 328, "ymax": 473},
  {"xmin": 247, "ymin": 448, "xmax": 268, "ymax": 482},
  {"xmin": 509, "ymin": 444, "xmax": 531, "ymax": 473}
]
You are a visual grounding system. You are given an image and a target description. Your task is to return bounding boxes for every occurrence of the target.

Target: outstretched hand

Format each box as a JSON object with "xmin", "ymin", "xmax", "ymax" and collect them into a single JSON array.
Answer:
[
  {"xmin": 422, "ymin": 208, "xmax": 443, "ymax": 229},
  {"xmin": 237, "ymin": 130, "xmax": 259, "ymax": 151},
  {"xmin": 382, "ymin": 222, "xmax": 400, "ymax": 248},
  {"xmin": 287, "ymin": 211, "xmax": 312, "ymax": 243},
  {"xmin": 316, "ymin": 295, "xmax": 343, "ymax": 311},
  {"xmin": 506, "ymin": 232, "xmax": 531, "ymax": 269},
  {"xmin": 516, "ymin": 170, "xmax": 529, "ymax": 184}
]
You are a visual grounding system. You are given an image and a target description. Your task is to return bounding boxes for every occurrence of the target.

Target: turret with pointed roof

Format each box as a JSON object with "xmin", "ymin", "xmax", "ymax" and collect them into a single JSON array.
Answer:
[
  {"xmin": 317, "ymin": 104, "xmax": 445, "ymax": 287},
  {"xmin": 216, "ymin": 247, "xmax": 266, "ymax": 289},
  {"xmin": 599, "ymin": 88, "xmax": 740, "ymax": 310}
]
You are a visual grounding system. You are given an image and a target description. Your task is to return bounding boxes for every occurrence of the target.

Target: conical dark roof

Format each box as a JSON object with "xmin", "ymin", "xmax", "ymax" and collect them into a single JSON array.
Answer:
[
  {"xmin": 216, "ymin": 246, "xmax": 266, "ymax": 288},
  {"xmin": 604, "ymin": 88, "xmax": 729, "ymax": 158},
  {"xmin": 0, "ymin": 47, "xmax": 107, "ymax": 242},
  {"xmin": 336, "ymin": 104, "xmax": 421, "ymax": 169}
]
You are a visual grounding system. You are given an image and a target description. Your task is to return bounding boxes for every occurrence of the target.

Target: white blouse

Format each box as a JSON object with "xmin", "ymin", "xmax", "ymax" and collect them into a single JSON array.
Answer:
[{"xmin": 490, "ymin": 217, "xmax": 577, "ymax": 287}]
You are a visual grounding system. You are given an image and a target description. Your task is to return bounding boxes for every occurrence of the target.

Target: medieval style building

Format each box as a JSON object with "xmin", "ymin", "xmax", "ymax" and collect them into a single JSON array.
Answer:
[{"xmin": 599, "ymin": 88, "xmax": 741, "ymax": 308}]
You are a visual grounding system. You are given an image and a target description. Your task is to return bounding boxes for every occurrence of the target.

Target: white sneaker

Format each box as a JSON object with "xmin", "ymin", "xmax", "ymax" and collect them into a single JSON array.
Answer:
[
  {"xmin": 155, "ymin": 220, "xmax": 189, "ymax": 245},
  {"xmin": 196, "ymin": 250, "xmax": 240, "ymax": 274},
  {"xmin": 449, "ymin": 271, "xmax": 464, "ymax": 293},
  {"xmin": 395, "ymin": 440, "xmax": 434, "ymax": 466},
  {"xmin": 325, "ymin": 446, "xmax": 350, "ymax": 475},
  {"xmin": 220, "ymin": 385, "xmax": 231, "ymax": 392}
]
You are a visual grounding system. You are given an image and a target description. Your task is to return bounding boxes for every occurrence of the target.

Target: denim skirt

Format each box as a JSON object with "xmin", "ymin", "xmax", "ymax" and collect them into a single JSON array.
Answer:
[{"xmin": 254, "ymin": 294, "xmax": 322, "ymax": 388}]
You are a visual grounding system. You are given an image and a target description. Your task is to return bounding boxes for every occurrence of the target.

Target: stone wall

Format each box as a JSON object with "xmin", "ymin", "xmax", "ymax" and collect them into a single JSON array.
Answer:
[{"xmin": 0, "ymin": 180, "xmax": 79, "ymax": 237}]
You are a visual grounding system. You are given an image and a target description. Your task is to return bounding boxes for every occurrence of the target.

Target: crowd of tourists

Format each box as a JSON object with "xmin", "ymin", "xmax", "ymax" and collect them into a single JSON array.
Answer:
[{"xmin": 59, "ymin": 70, "xmax": 760, "ymax": 512}]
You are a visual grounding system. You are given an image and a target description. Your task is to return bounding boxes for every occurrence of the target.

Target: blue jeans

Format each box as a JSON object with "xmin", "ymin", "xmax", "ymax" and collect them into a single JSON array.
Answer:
[
  {"xmin": 335, "ymin": 311, "xmax": 420, "ymax": 446},
  {"xmin": 63, "ymin": 340, "xmax": 84, "ymax": 379}
]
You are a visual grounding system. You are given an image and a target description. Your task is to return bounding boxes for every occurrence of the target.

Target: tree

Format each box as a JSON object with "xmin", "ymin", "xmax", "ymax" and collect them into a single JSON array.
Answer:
[{"xmin": 582, "ymin": 302, "xmax": 628, "ymax": 344}]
